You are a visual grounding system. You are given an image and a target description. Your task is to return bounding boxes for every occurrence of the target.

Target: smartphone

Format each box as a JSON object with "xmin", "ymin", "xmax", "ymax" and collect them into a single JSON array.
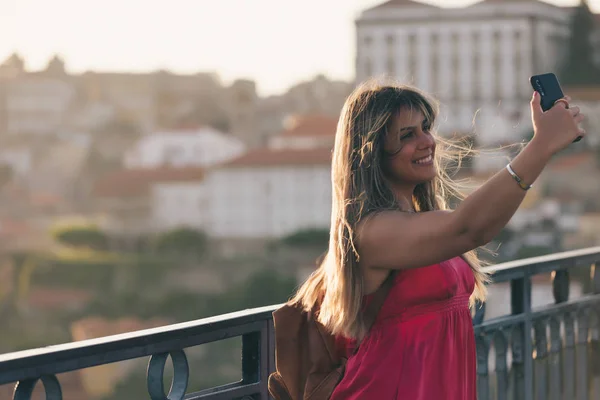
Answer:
[
  {"xmin": 530, "ymin": 72, "xmax": 581, "ymax": 142},
  {"xmin": 530, "ymin": 73, "xmax": 564, "ymax": 112}
]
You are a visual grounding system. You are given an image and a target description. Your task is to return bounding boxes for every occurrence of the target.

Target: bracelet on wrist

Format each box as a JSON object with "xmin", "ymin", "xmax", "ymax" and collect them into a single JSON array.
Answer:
[{"xmin": 506, "ymin": 164, "xmax": 532, "ymax": 191}]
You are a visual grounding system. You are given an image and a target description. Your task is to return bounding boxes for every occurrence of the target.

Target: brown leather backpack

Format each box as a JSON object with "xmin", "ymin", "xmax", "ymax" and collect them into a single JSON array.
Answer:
[{"xmin": 268, "ymin": 272, "xmax": 396, "ymax": 400}]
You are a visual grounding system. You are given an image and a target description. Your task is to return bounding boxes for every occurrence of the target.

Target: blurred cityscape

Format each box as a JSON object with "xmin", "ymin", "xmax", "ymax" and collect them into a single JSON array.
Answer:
[{"xmin": 1, "ymin": 0, "xmax": 600, "ymax": 398}]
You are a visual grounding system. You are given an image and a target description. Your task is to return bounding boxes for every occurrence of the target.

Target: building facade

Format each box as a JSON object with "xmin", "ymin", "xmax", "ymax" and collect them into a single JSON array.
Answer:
[
  {"xmin": 206, "ymin": 115, "xmax": 337, "ymax": 239},
  {"xmin": 355, "ymin": 0, "xmax": 597, "ymax": 145},
  {"xmin": 123, "ymin": 127, "xmax": 246, "ymax": 169}
]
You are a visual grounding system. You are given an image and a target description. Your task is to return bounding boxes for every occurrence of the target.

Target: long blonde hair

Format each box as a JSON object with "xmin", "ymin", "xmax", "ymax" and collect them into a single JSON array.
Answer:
[{"xmin": 290, "ymin": 81, "xmax": 490, "ymax": 339}]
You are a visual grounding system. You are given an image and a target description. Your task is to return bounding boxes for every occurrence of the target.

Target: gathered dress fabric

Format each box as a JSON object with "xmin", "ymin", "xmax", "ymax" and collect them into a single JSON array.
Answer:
[{"xmin": 331, "ymin": 257, "xmax": 477, "ymax": 400}]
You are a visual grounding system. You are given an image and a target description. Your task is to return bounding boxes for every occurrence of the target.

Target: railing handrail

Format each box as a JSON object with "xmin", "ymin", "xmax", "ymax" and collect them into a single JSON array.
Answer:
[
  {"xmin": 480, "ymin": 246, "xmax": 600, "ymax": 281},
  {"xmin": 0, "ymin": 304, "xmax": 279, "ymax": 385},
  {"xmin": 1, "ymin": 246, "xmax": 600, "ymax": 392}
]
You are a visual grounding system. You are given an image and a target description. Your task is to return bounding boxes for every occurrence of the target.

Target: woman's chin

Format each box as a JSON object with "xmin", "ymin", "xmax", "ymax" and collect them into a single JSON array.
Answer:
[{"xmin": 411, "ymin": 165, "xmax": 437, "ymax": 181}]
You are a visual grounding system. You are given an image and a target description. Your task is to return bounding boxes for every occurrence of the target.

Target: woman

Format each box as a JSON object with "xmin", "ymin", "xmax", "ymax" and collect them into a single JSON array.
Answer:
[{"xmin": 289, "ymin": 81, "xmax": 585, "ymax": 399}]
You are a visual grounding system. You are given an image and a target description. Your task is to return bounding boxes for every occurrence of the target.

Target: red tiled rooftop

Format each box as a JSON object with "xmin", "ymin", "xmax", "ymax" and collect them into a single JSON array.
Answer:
[
  {"xmin": 30, "ymin": 192, "xmax": 64, "ymax": 207},
  {"xmin": 93, "ymin": 167, "xmax": 204, "ymax": 198},
  {"xmin": 279, "ymin": 115, "xmax": 338, "ymax": 138},
  {"xmin": 27, "ymin": 287, "xmax": 94, "ymax": 311},
  {"xmin": 0, "ymin": 218, "xmax": 31, "ymax": 237},
  {"xmin": 219, "ymin": 147, "xmax": 333, "ymax": 168}
]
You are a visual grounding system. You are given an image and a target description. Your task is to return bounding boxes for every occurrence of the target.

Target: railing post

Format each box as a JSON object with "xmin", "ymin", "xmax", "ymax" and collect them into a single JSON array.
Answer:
[
  {"xmin": 547, "ymin": 317, "xmax": 562, "ymax": 400},
  {"xmin": 564, "ymin": 312, "xmax": 577, "ymax": 399},
  {"xmin": 476, "ymin": 334, "xmax": 490, "ymax": 400},
  {"xmin": 576, "ymin": 308, "xmax": 589, "ymax": 400},
  {"xmin": 511, "ymin": 274, "xmax": 533, "ymax": 400},
  {"xmin": 267, "ymin": 318, "xmax": 276, "ymax": 400},
  {"xmin": 242, "ymin": 331, "xmax": 261, "ymax": 385},
  {"xmin": 494, "ymin": 330, "xmax": 509, "ymax": 400},
  {"xmin": 533, "ymin": 319, "xmax": 548, "ymax": 400},
  {"xmin": 268, "ymin": 318, "xmax": 276, "ymax": 375}
]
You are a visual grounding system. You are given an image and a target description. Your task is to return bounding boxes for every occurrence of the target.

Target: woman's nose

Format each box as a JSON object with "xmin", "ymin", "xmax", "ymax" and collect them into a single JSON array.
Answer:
[{"xmin": 417, "ymin": 130, "xmax": 435, "ymax": 148}]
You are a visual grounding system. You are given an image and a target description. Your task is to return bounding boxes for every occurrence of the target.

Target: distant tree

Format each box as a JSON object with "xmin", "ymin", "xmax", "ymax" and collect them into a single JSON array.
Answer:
[
  {"xmin": 154, "ymin": 227, "xmax": 208, "ymax": 259},
  {"xmin": 515, "ymin": 245, "xmax": 553, "ymax": 260},
  {"xmin": 493, "ymin": 227, "xmax": 516, "ymax": 244},
  {"xmin": 212, "ymin": 268, "xmax": 297, "ymax": 315},
  {"xmin": 52, "ymin": 225, "xmax": 109, "ymax": 250},
  {"xmin": 280, "ymin": 228, "xmax": 329, "ymax": 249},
  {"xmin": 558, "ymin": 0, "xmax": 600, "ymax": 85}
]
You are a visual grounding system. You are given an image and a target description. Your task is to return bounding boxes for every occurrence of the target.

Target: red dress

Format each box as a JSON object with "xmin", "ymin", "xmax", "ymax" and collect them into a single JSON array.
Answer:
[{"xmin": 331, "ymin": 257, "xmax": 477, "ymax": 400}]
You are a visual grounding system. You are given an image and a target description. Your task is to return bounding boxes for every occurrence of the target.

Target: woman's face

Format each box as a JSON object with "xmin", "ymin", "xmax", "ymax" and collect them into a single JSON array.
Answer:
[{"xmin": 382, "ymin": 107, "xmax": 437, "ymax": 187}]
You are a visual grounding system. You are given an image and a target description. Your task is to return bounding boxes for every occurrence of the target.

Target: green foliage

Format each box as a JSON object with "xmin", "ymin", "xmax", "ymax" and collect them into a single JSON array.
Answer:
[
  {"xmin": 515, "ymin": 245, "xmax": 553, "ymax": 260},
  {"xmin": 52, "ymin": 225, "xmax": 109, "ymax": 250},
  {"xmin": 215, "ymin": 268, "xmax": 297, "ymax": 313},
  {"xmin": 154, "ymin": 227, "xmax": 208, "ymax": 258},
  {"xmin": 558, "ymin": 0, "xmax": 600, "ymax": 85},
  {"xmin": 494, "ymin": 228, "xmax": 516, "ymax": 244},
  {"xmin": 33, "ymin": 259, "xmax": 117, "ymax": 289},
  {"xmin": 280, "ymin": 228, "xmax": 329, "ymax": 249}
]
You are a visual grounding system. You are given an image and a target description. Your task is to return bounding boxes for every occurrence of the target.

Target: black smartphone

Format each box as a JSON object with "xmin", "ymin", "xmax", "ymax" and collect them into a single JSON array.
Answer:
[
  {"xmin": 530, "ymin": 72, "xmax": 581, "ymax": 142},
  {"xmin": 530, "ymin": 73, "xmax": 564, "ymax": 112}
]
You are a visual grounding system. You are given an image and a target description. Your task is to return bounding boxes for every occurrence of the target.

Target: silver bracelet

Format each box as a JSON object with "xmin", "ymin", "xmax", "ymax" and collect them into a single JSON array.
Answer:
[{"xmin": 506, "ymin": 164, "xmax": 532, "ymax": 191}]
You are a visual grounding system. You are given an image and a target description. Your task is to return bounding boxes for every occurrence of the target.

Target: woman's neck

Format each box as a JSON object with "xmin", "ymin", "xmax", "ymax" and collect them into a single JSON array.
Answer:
[{"xmin": 393, "ymin": 190, "xmax": 416, "ymax": 212}]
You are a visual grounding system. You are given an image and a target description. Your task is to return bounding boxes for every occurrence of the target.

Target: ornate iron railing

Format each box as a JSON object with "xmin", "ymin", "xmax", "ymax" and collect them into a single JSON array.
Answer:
[
  {"xmin": 473, "ymin": 246, "xmax": 600, "ymax": 400},
  {"xmin": 0, "ymin": 246, "xmax": 599, "ymax": 400}
]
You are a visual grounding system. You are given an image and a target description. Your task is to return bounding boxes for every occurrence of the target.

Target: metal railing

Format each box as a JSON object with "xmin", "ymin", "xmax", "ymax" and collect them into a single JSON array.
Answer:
[
  {"xmin": 0, "ymin": 246, "xmax": 599, "ymax": 400},
  {"xmin": 473, "ymin": 247, "xmax": 600, "ymax": 400}
]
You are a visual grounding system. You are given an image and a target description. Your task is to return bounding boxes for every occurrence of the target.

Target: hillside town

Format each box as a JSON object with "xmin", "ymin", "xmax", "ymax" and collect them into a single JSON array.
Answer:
[{"xmin": 0, "ymin": 0, "xmax": 600, "ymax": 398}]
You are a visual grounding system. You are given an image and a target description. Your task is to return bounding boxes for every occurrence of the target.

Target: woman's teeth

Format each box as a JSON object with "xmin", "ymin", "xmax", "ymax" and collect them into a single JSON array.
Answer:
[{"xmin": 414, "ymin": 155, "xmax": 432, "ymax": 164}]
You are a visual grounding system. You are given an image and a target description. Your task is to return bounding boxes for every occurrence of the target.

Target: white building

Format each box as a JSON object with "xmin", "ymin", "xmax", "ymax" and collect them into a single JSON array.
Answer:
[
  {"xmin": 92, "ymin": 167, "xmax": 206, "ymax": 234},
  {"xmin": 124, "ymin": 127, "xmax": 246, "ymax": 169},
  {"xmin": 206, "ymin": 115, "xmax": 337, "ymax": 239},
  {"xmin": 355, "ymin": 0, "xmax": 597, "ymax": 146},
  {"xmin": 151, "ymin": 180, "xmax": 208, "ymax": 231}
]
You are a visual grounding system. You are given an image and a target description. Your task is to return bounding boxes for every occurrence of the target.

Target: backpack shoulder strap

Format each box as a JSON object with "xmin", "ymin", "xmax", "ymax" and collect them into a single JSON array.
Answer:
[{"xmin": 356, "ymin": 271, "xmax": 396, "ymax": 346}]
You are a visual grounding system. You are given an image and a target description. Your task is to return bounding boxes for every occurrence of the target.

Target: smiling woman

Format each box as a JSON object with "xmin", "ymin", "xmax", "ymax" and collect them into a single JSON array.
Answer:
[
  {"xmin": 381, "ymin": 95, "xmax": 438, "ymax": 203},
  {"xmin": 269, "ymin": 77, "xmax": 587, "ymax": 399}
]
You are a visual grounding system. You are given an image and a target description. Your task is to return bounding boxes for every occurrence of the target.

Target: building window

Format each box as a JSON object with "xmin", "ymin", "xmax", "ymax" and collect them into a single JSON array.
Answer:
[
  {"xmin": 386, "ymin": 34, "xmax": 396, "ymax": 77},
  {"xmin": 364, "ymin": 56, "xmax": 373, "ymax": 78},
  {"xmin": 408, "ymin": 34, "xmax": 418, "ymax": 84},
  {"xmin": 430, "ymin": 33, "xmax": 439, "ymax": 94},
  {"xmin": 472, "ymin": 31, "xmax": 481, "ymax": 100},
  {"xmin": 493, "ymin": 31, "xmax": 502, "ymax": 101},
  {"xmin": 549, "ymin": 33, "xmax": 568, "ymax": 70},
  {"xmin": 451, "ymin": 32, "xmax": 460, "ymax": 100},
  {"xmin": 514, "ymin": 31, "xmax": 523, "ymax": 95}
]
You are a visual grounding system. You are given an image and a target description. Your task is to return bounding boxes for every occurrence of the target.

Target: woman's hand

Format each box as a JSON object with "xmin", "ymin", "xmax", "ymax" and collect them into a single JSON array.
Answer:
[{"xmin": 530, "ymin": 92, "xmax": 586, "ymax": 157}]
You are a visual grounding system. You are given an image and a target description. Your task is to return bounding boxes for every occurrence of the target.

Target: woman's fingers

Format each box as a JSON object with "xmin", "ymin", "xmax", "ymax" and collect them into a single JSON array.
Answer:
[
  {"xmin": 569, "ymin": 106, "xmax": 581, "ymax": 117},
  {"xmin": 574, "ymin": 113, "xmax": 585, "ymax": 124}
]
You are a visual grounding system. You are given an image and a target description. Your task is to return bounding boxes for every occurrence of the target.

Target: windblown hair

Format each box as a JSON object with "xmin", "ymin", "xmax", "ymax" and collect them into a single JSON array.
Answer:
[{"xmin": 289, "ymin": 80, "xmax": 490, "ymax": 340}]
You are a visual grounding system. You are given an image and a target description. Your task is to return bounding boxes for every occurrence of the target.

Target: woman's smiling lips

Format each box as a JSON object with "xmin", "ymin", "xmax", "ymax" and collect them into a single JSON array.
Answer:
[{"xmin": 413, "ymin": 154, "xmax": 433, "ymax": 165}]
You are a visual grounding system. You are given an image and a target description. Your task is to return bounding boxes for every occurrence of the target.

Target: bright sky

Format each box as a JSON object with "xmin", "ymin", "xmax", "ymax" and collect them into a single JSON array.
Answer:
[{"xmin": 1, "ymin": 0, "xmax": 597, "ymax": 96}]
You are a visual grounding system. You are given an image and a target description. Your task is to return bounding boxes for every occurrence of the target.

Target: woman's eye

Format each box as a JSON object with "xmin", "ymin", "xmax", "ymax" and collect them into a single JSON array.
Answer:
[{"xmin": 400, "ymin": 131, "xmax": 414, "ymax": 140}]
